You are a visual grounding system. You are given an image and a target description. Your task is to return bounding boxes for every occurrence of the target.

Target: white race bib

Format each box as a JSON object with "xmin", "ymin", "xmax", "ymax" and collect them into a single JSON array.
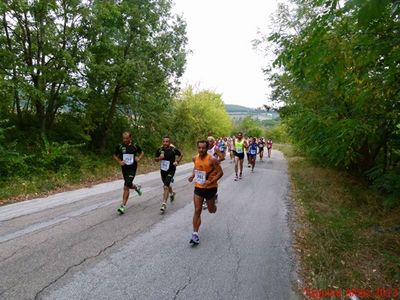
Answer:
[
  {"xmin": 250, "ymin": 149, "xmax": 257, "ymax": 155},
  {"xmin": 236, "ymin": 148, "xmax": 243, "ymax": 154},
  {"xmin": 194, "ymin": 170, "xmax": 206, "ymax": 185},
  {"xmin": 123, "ymin": 154, "xmax": 134, "ymax": 165},
  {"xmin": 160, "ymin": 160, "xmax": 170, "ymax": 171}
]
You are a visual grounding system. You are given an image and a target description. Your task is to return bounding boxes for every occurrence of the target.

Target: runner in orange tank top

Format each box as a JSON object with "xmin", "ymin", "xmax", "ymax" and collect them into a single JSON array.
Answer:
[{"xmin": 188, "ymin": 140, "xmax": 223, "ymax": 245}]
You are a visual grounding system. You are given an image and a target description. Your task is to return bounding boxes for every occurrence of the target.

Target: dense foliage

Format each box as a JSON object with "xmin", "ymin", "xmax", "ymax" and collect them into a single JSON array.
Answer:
[
  {"xmin": 0, "ymin": 0, "xmax": 187, "ymax": 151},
  {"xmin": 261, "ymin": 0, "xmax": 400, "ymax": 204},
  {"xmin": 173, "ymin": 87, "xmax": 233, "ymax": 147},
  {"xmin": 0, "ymin": 0, "xmax": 192, "ymax": 198}
]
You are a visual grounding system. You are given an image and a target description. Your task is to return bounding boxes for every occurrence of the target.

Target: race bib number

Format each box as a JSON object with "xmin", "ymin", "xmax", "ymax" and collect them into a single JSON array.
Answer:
[
  {"xmin": 160, "ymin": 160, "xmax": 170, "ymax": 171},
  {"xmin": 236, "ymin": 148, "xmax": 243, "ymax": 154},
  {"xmin": 123, "ymin": 154, "xmax": 134, "ymax": 165},
  {"xmin": 250, "ymin": 149, "xmax": 257, "ymax": 155},
  {"xmin": 194, "ymin": 170, "xmax": 206, "ymax": 185}
]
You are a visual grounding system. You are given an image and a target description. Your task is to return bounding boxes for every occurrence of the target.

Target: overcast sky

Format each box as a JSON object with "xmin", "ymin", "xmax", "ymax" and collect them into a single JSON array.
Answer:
[{"xmin": 172, "ymin": 0, "xmax": 279, "ymax": 108}]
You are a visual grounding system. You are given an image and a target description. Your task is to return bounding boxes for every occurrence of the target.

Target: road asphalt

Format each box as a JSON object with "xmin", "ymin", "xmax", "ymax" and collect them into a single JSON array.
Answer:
[{"xmin": 0, "ymin": 151, "xmax": 299, "ymax": 300}]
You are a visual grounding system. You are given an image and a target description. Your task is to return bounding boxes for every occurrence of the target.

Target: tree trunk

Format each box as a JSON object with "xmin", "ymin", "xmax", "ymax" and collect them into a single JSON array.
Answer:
[
  {"xmin": 3, "ymin": 11, "xmax": 23, "ymax": 128},
  {"xmin": 100, "ymin": 83, "xmax": 121, "ymax": 152}
]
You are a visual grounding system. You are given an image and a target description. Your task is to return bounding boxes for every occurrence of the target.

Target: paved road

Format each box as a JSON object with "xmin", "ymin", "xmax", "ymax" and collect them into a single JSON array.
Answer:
[{"xmin": 0, "ymin": 151, "xmax": 298, "ymax": 300}]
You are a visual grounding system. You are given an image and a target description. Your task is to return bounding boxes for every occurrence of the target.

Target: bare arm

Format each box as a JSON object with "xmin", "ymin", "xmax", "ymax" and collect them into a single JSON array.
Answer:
[
  {"xmin": 188, "ymin": 156, "xmax": 196, "ymax": 182},
  {"xmin": 215, "ymin": 148, "xmax": 225, "ymax": 162},
  {"xmin": 113, "ymin": 154, "xmax": 125, "ymax": 166},
  {"xmin": 135, "ymin": 151, "xmax": 144, "ymax": 162},
  {"xmin": 174, "ymin": 153, "xmax": 183, "ymax": 166},
  {"xmin": 211, "ymin": 157, "xmax": 223, "ymax": 183}
]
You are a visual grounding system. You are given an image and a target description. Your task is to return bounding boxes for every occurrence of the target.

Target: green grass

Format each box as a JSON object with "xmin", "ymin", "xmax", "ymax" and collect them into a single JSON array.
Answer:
[
  {"xmin": 0, "ymin": 150, "xmax": 195, "ymax": 205},
  {"xmin": 275, "ymin": 144, "xmax": 400, "ymax": 296}
]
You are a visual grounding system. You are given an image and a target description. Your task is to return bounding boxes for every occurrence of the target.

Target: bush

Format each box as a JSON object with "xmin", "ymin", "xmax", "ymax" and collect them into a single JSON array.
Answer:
[
  {"xmin": 0, "ymin": 123, "xmax": 28, "ymax": 177},
  {"xmin": 266, "ymin": 123, "xmax": 290, "ymax": 143},
  {"xmin": 35, "ymin": 135, "xmax": 85, "ymax": 172},
  {"xmin": 368, "ymin": 165, "xmax": 400, "ymax": 207}
]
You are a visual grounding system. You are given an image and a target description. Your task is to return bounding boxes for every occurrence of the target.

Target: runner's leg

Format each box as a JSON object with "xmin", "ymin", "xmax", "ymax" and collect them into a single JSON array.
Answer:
[
  {"xmin": 206, "ymin": 194, "xmax": 217, "ymax": 214},
  {"xmin": 193, "ymin": 194, "xmax": 203, "ymax": 233},
  {"xmin": 239, "ymin": 158, "xmax": 244, "ymax": 177},
  {"xmin": 234, "ymin": 156, "xmax": 239, "ymax": 176},
  {"xmin": 122, "ymin": 186, "xmax": 130, "ymax": 206},
  {"xmin": 162, "ymin": 186, "xmax": 169, "ymax": 203}
]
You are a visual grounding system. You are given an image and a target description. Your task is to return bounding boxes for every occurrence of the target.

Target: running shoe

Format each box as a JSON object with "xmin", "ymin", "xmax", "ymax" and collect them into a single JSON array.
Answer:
[
  {"xmin": 170, "ymin": 192, "xmax": 176, "ymax": 202},
  {"xmin": 239, "ymin": 174, "xmax": 242, "ymax": 179},
  {"xmin": 160, "ymin": 203, "xmax": 167, "ymax": 212},
  {"xmin": 234, "ymin": 174, "xmax": 238, "ymax": 181},
  {"xmin": 189, "ymin": 233, "xmax": 200, "ymax": 245},
  {"xmin": 202, "ymin": 201, "xmax": 208, "ymax": 210},
  {"xmin": 117, "ymin": 205, "xmax": 126, "ymax": 214},
  {"xmin": 135, "ymin": 184, "xmax": 142, "ymax": 196}
]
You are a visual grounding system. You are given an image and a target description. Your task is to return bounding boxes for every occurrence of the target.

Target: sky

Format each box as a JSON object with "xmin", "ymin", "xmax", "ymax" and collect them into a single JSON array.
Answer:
[{"xmin": 172, "ymin": 0, "xmax": 279, "ymax": 109}]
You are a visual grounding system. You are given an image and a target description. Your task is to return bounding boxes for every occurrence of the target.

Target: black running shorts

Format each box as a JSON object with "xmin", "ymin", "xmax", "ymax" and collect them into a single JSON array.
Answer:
[
  {"xmin": 194, "ymin": 187, "xmax": 218, "ymax": 200},
  {"xmin": 122, "ymin": 166, "xmax": 137, "ymax": 188},
  {"xmin": 161, "ymin": 169, "xmax": 175, "ymax": 187},
  {"xmin": 234, "ymin": 151, "xmax": 245, "ymax": 160}
]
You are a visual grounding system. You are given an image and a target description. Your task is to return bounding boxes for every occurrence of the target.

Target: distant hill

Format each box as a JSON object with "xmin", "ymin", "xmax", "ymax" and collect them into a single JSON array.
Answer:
[
  {"xmin": 225, "ymin": 104, "xmax": 280, "ymax": 121},
  {"xmin": 225, "ymin": 104, "xmax": 256, "ymax": 113}
]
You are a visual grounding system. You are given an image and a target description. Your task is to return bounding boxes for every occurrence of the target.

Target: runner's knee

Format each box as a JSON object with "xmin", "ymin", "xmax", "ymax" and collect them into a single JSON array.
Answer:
[
  {"xmin": 208, "ymin": 205, "xmax": 216, "ymax": 213},
  {"xmin": 194, "ymin": 206, "xmax": 202, "ymax": 215}
]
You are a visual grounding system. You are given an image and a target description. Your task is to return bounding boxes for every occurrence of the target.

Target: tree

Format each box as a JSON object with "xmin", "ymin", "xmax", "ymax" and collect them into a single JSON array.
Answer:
[
  {"xmin": 0, "ymin": 0, "xmax": 87, "ymax": 133},
  {"xmin": 173, "ymin": 87, "xmax": 233, "ymax": 147},
  {"xmin": 258, "ymin": 0, "xmax": 400, "ymax": 201},
  {"xmin": 238, "ymin": 116, "xmax": 263, "ymax": 138},
  {"xmin": 82, "ymin": 0, "xmax": 187, "ymax": 151}
]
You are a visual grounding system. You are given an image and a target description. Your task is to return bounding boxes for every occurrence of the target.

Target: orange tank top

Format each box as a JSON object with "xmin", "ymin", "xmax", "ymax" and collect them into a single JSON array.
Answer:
[{"xmin": 194, "ymin": 153, "xmax": 218, "ymax": 189}]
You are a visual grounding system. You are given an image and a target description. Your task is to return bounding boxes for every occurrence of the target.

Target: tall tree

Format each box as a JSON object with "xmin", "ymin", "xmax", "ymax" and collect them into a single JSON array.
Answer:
[
  {"xmin": 173, "ymin": 87, "xmax": 233, "ymax": 146},
  {"xmin": 82, "ymin": 0, "xmax": 187, "ymax": 151},
  {"xmin": 259, "ymin": 0, "xmax": 400, "ymax": 200},
  {"xmin": 0, "ymin": 0, "xmax": 87, "ymax": 133}
]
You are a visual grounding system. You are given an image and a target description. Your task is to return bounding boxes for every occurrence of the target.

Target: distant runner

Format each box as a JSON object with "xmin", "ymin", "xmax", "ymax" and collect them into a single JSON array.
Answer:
[
  {"xmin": 203, "ymin": 136, "xmax": 224, "ymax": 210},
  {"xmin": 188, "ymin": 140, "xmax": 224, "ymax": 245},
  {"xmin": 247, "ymin": 137, "xmax": 252, "ymax": 168},
  {"xmin": 267, "ymin": 138, "xmax": 273, "ymax": 158},
  {"xmin": 207, "ymin": 136, "xmax": 225, "ymax": 162},
  {"xmin": 218, "ymin": 138, "xmax": 227, "ymax": 160},
  {"xmin": 227, "ymin": 137, "xmax": 234, "ymax": 163},
  {"xmin": 248, "ymin": 137, "xmax": 258, "ymax": 172},
  {"xmin": 113, "ymin": 131, "xmax": 144, "ymax": 214},
  {"xmin": 258, "ymin": 137, "xmax": 266, "ymax": 161},
  {"xmin": 233, "ymin": 132, "xmax": 247, "ymax": 180},
  {"xmin": 155, "ymin": 135, "xmax": 183, "ymax": 213}
]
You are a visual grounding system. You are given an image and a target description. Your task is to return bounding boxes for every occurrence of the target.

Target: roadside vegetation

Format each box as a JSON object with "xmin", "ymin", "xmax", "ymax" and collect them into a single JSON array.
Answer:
[
  {"xmin": 0, "ymin": 86, "xmax": 232, "ymax": 204},
  {"xmin": 277, "ymin": 144, "xmax": 400, "ymax": 295},
  {"xmin": 0, "ymin": 1, "xmax": 232, "ymax": 204},
  {"xmin": 232, "ymin": 115, "xmax": 289, "ymax": 144},
  {"xmin": 258, "ymin": 0, "xmax": 400, "ymax": 205},
  {"xmin": 257, "ymin": 0, "xmax": 400, "ymax": 293}
]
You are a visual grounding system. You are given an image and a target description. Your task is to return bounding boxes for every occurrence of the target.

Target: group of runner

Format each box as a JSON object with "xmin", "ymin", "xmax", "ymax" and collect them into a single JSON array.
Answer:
[{"xmin": 113, "ymin": 131, "xmax": 272, "ymax": 245}]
